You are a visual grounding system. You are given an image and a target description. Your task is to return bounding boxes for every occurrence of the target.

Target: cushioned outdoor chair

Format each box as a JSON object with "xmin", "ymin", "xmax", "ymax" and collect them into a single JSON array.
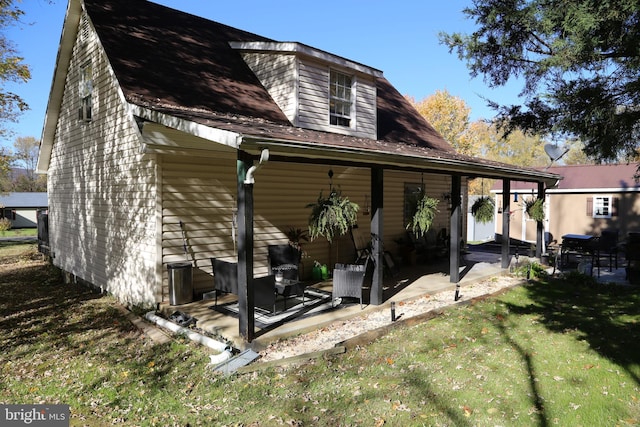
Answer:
[
  {"xmin": 211, "ymin": 258, "xmax": 238, "ymax": 307},
  {"xmin": 267, "ymin": 244, "xmax": 301, "ymax": 281},
  {"xmin": 332, "ymin": 259, "xmax": 369, "ymax": 309},
  {"xmin": 211, "ymin": 258, "xmax": 277, "ymax": 313}
]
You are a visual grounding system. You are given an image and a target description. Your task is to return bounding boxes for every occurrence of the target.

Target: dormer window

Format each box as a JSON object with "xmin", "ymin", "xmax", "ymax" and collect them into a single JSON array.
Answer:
[{"xmin": 329, "ymin": 70, "xmax": 353, "ymax": 127}]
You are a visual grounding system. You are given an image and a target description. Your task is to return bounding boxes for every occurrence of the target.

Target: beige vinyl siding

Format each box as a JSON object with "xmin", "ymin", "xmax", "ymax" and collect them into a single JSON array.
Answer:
[
  {"xmin": 298, "ymin": 58, "xmax": 377, "ymax": 139},
  {"xmin": 354, "ymin": 76, "xmax": 377, "ymax": 138},
  {"xmin": 240, "ymin": 52, "xmax": 297, "ymax": 123},
  {"xmin": 161, "ymin": 151, "xmax": 238, "ymax": 296},
  {"xmin": 47, "ymin": 14, "xmax": 158, "ymax": 307},
  {"xmin": 160, "ymin": 154, "xmax": 462, "ymax": 299},
  {"xmin": 240, "ymin": 51, "xmax": 377, "ymax": 139}
]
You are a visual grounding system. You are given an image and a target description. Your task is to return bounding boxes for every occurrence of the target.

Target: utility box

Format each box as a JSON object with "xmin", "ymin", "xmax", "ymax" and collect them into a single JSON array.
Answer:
[{"xmin": 168, "ymin": 262, "xmax": 193, "ymax": 305}]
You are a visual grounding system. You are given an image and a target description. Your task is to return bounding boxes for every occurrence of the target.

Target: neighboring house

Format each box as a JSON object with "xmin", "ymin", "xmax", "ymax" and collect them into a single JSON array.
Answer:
[
  {"xmin": 0, "ymin": 192, "xmax": 48, "ymax": 229},
  {"xmin": 38, "ymin": 0, "xmax": 559, "ymax": 339},
  {"xmin": 492, "ymin": 164, "xmax": 640, "ymax": 246}
]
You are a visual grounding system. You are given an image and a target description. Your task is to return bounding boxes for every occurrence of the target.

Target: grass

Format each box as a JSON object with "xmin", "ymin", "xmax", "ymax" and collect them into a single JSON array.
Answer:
[
  {"xmin": 1, "ymin": 244, "xmax": 639, "ymax": 426},
  {"xmin": 0, "ymin": 227, "xmax": 37, "ymax": 238}
]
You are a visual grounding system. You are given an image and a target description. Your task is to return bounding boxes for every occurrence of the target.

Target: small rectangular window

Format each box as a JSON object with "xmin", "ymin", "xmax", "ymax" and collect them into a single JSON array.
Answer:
[
  {"xmin": 592, "ymin": 196, "xmax": 612, "ymax": 218},
  {"xmin": 329, "ymin": 70, "xmax": 352, "ymax": 127},
  {"xmin": 78, "ymin": 63, "xmax": 93, "ymax": 122}
]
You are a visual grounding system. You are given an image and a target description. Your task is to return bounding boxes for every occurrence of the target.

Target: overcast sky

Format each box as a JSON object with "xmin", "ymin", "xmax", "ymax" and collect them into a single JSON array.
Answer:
[{"xmin": 2, "ymin": 0, "xmax": 523, "ymax": 149}]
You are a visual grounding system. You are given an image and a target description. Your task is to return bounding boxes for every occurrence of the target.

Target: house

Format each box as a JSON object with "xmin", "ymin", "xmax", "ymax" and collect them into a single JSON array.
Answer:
[
  {"xmin": 0, "ymin": 192, "xmax": 48, "ymax": 229},
  {"xmin": 492, "ymin": 163, "xmax": 640, "ymax": 247},
  {"xmin": 37, "ymin": 0, "xmax": 560, "ymax": 341}
]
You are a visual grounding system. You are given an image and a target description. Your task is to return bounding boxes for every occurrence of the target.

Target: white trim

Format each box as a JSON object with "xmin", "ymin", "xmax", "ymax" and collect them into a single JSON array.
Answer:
[
  {"xmin": 129, "ymin": 105, "xmax": 241, "ymax": 149},
  {"xmin": 229, "ymin": 41, "xmax": 383, "ymax": 77}
]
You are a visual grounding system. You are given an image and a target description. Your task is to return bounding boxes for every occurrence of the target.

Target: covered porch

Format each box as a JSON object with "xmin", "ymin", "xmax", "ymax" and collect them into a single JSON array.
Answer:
[{"xmin": 161, "ymin": 246, "xmax": 512, "ymax": 350}]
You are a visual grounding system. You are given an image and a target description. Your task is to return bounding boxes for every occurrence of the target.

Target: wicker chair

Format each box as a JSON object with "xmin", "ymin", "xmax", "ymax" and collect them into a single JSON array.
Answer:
[{"xmin": 332, "ymin": 259, "xmax": 369, "ymax": 309}]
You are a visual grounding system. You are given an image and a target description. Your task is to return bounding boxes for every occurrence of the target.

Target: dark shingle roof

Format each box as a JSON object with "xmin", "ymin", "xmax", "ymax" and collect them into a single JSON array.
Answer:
[
  {"xmin": 84, "ymin": 0, "xmax": 454, "ymax": 153},
  {"xmin": 494, "ymin": 164, "xmax": 640, "ymax": 191}
]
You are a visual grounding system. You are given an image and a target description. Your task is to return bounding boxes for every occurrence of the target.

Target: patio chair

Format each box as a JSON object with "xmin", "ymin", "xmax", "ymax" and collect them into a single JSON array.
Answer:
[
  {"xmin": 211, "ymin": 258, "xmax": 238, "ymax": 307},
  {"xmin": 350, "ymin": 225, "xmax": 371, "ymax": 263},
  {"xmin": 267, "ymin": 244, "xmax": 301, "ymax": 281},
  {"xmin": 211, "ymin": 258, "xmax": 277, "ymax": 313},
  {"xmin": 593, "ymin": 229, "xmax": 619, "ymax": 276},
  {"xmin": 332, "ymin": 258, "xmax": 369, "ymax": 309}
]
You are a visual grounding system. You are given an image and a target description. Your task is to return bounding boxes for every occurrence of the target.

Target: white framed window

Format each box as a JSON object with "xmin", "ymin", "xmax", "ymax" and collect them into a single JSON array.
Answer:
[
  {"xmin": 78, "ymin": 62, "xmax": 93, "ymax": 122},
  {"xmin": 592, "ymin": 195, "xmax": 612, "ymax": 218},
  {"xmin": 329, "ymin": 70, "xmax": 353, "ymax": 127}
]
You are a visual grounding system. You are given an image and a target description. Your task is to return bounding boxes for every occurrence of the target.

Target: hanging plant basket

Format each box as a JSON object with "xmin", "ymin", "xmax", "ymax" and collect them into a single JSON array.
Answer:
[
  {"xmin": 306, "ymin": 188, "xmax": 359, "ymax": 243},
  {"xmin": 524, "ymin": 198, "xmax": 545, "ymax": 222},
  {"xmin": 406, "ymin": 194, "xmax": 440, "ymax": 237},
  {"xmin": 471, "ymin": 196, "xmax": 495, "ymax": 224}
]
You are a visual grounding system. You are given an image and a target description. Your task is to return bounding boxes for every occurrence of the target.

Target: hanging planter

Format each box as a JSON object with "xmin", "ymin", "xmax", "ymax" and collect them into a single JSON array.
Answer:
[
  {"xmin": 406, "ymin": 193, "xmax": 440, "ymax": 237},
  {"xmin": 524, "ymin": 198, "xmax": 545, "ymax": 222},
  {"xmin": 471, "ymin": 196, "xmax": 495, "ymax": 224},
  {"xmin": 306, "ymin": 170, "xmax": 359, "ymax": 243}
]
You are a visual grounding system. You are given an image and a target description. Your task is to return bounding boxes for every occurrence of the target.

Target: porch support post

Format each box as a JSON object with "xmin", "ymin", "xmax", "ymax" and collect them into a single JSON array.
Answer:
[
  {"xmin": 501, "ymin": 179, "xmax": 511, "ymax": 269},
  {"xmin": 370, "ymin": 167, "xmax": 384, "ymax": 305},
  {"xmin": 536, "ymin": 182, "xmax": 545, "ymax": 257},
  {"xmin": 237, "ymin": 151, "xmax": 255, "ymax": 341},
  {"xmin": 449, "ymin": 175, "xmax": 461, "ymax": 283}
]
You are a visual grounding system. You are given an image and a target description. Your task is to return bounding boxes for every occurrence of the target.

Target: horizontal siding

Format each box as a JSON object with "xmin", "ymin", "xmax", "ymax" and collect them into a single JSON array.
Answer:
[
  {"xmin": 159, "ymin": 156, "xmax": 465, "ymax": 298},
  {"xmin": 241, "ymin": 52, "xmax": 297, "ymax": 123},
  {"xmin": 355, "ymin": 77, "xmax": 377, "ymax": 138},
  {"xmin": 298, "ymin": 58, "xmax": 377, "ymax": 138},
  {"xmin": 47, "ymin": 17, "xmax": 158, "ymax": 307}
]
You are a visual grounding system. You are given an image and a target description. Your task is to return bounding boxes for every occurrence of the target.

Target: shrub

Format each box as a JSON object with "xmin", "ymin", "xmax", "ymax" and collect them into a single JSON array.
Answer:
[{"xmin": 0, "ymin": 218, "xmax": 11, "ymax": 234}]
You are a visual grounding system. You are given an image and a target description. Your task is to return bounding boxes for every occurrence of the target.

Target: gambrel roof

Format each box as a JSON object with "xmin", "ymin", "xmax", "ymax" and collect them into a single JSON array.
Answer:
[{"xmin": 39, "ymin": 0, "xmax": 561, "ymax": 186}]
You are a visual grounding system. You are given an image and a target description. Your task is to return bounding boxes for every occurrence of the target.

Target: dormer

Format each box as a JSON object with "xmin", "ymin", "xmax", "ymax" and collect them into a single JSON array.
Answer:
[{"xmin": 230, "ymin": 41, "xmax": 382, "ymax": 139}]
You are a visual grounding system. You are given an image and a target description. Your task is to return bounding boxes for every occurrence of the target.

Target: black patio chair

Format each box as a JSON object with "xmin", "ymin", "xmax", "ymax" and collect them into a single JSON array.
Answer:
[
  {"xmin": 594, "ymin": 229, "xmax": 619, "ymax": 276},
  {"xmin": 211, "ymin": 258, "xmax": 277, "ymax": 313},
  {"xmin": 267, "ymin": 244, "xmax": 301, "ymax": 281}
]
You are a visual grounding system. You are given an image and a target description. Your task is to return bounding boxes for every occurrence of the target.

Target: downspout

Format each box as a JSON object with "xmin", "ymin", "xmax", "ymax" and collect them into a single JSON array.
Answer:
[{"xmin": 244, "ymin": 148, "xmax": 269, "ymax": 184}]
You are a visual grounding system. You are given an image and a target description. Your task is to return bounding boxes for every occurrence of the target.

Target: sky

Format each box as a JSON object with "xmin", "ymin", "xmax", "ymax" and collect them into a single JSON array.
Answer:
[{"xmin": 1, "ymin": 0, "xmax": 523, "ymax": 150}]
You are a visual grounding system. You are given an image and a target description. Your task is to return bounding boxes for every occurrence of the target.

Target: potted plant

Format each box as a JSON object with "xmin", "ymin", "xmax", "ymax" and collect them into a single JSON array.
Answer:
[
  {"xmin": 471, "ymin": 196, "xmax": 495, "ymax": 224},
  {"xmin": 285, "ymin": 227, "xmax": 308, "ymax": 252},
  {"xmin": 307, "ymin": 188, "xmax": 359, "ymax": 243},
  {"xmin": 524, "ymin": 198, "xmax": 545, "ymax": 223},
  {"xmin": 406, "ymin": 192, "xmax": 440, "ymax": 237}
]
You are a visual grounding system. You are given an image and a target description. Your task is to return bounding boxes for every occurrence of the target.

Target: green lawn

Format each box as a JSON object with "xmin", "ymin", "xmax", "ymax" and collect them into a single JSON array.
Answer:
[
  {"xmin": 1, "ymin": 245, "xmax": 638, "ymax": 426},
  {"xmin": 0, "ymin": 228, "xmax": 37, "ymax": 238}
]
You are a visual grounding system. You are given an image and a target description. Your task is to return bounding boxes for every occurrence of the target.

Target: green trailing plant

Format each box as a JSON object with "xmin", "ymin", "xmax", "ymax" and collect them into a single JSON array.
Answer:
[
  {"xmin": 471, "ymin": 196, "xmax": 494, "ymax": 223},
  {"xmin": 306, "ymin": 189, "xmax": 359, "ymax": 243},
  {"xmin": 406, "ymin": 194, "xmax": 439, "ymax": 237},
  {"xmin": 524, "ymin": 198, "xmax": 545, "ymax": 222}
]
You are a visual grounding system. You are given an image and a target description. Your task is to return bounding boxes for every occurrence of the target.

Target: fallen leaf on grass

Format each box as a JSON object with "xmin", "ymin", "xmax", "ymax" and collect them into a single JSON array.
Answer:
[{"xmin": 463, "ymin": 405, "xmax": 472, "ymax": 417}]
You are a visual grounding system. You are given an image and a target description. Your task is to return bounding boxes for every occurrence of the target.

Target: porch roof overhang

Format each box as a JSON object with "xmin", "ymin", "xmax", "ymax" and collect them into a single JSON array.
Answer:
[
  {"xmin": 239, "ymin": 136, "xmax": 562, "ymax": 188},
  {"xmin": 135, "ymin": 105, "xmax": 562, "ymax": 188}
]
